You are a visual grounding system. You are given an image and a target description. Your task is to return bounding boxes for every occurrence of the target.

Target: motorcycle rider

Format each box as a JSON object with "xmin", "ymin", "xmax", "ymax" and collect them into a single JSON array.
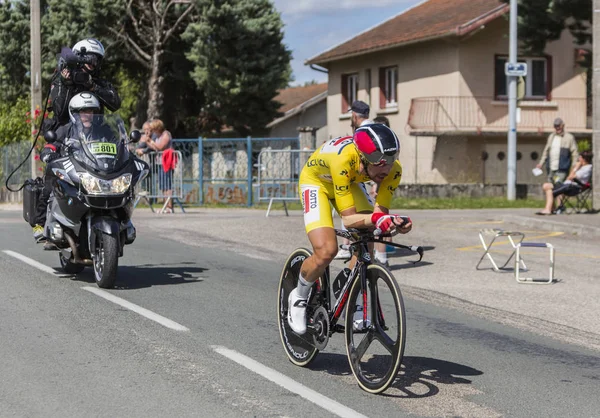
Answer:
[
  {"xmin": 34, "ymin": 38, "xmax": 121, "ymax": 242},
  {"xmin": 34, "ymin": 93, "xmax": 109, "ymax": 245}
]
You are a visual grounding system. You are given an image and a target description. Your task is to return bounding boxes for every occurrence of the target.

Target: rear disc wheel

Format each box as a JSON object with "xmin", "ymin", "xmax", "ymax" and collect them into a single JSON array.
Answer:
[{"xmin": 277, "ymin": 248, "xmax": 322, "ymax": 366}]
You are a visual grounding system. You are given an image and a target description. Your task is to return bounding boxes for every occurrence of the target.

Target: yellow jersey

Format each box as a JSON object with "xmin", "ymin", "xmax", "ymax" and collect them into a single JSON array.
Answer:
[{"xmin": 299, "ymin": 135, "xmax": 403, "ymax": 212}]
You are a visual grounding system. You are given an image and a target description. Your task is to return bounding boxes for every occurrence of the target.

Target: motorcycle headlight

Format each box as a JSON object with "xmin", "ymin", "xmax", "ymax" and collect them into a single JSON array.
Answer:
[{"xmin": 79, "ymin": 173, "xmax": 132, "ymax": 195}]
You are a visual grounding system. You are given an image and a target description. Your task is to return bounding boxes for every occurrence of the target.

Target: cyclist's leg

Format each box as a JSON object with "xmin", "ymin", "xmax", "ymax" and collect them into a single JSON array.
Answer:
[
  {"xmin": 288, "ymin": 185, "xmax": 336, "ymax": 334},
  {"xmin": 298, "ymin": 184, "xmax": 337, "ymax": 283}
]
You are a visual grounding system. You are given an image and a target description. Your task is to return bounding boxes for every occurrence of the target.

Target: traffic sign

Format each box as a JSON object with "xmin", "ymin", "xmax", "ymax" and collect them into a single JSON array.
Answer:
[{"xmin": 505, "ymin": 62, "xmax": 528, "ymax": 77}]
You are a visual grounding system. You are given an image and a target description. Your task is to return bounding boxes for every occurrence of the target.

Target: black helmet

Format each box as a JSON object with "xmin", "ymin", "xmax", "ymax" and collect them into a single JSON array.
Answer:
[{"xmin": 353, "ymin": 123, "xmax": 400, "ymax": 166}]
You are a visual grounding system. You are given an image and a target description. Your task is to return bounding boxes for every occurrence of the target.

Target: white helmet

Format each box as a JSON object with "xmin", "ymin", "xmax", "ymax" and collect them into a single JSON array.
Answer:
[
  {"xmin": 72, "ymin": 38, "xmax": 105, "ymax": 58},
  {"xmin": 68, "ymin": 92, "xmax": 102, "ymax": 124}
]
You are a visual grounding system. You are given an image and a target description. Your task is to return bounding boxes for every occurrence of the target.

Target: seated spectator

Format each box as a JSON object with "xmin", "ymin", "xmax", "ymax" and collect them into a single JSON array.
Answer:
[
  {"xmin": 135, "ymin": 121, "xmax": 152, "ymax": 156},
  {"xmin": 537, "ymin": 150, "xmax": 593, "ymax": 215}
]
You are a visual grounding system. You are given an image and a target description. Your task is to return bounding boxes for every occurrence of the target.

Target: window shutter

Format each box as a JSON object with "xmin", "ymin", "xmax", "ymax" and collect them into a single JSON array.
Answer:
[
  {"xmin": 546, "ymin": 55, "xmax": 553, "ymax": 101},
  {"xmin": 379, "ymin": 67, "xmax": 386, "ymax": 109},
  {"xmin": 341, "ymin": 75, "xmax": 348, "ymax": 113}
]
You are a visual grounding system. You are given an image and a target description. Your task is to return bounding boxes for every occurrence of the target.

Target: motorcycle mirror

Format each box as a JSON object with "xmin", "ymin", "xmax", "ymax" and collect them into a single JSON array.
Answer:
[
  {"xmin": 44, "ymin": 130, "xmax": 57, "ymax": 143},
  {"xmin": 129, "ymin": 130, "xmax": 141, "ymax": 143}
]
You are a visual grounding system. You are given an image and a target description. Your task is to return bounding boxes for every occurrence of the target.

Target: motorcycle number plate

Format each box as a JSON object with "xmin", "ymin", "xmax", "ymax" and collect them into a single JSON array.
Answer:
[{"xmin": 90, "ymin": 143, "xmax": 117, "ymax": 155}]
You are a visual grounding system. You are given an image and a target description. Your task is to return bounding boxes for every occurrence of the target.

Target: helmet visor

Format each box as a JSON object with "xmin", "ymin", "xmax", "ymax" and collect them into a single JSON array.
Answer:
[{"xmin": 363, "ymin": 150, "xmax": 397, "ymax": 166}]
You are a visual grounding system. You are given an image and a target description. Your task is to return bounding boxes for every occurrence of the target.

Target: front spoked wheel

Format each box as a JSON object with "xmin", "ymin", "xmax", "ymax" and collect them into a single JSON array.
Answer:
[
  {"xmin": 93, "ymin": 232, "xmax": 119, "ymax": 289},
  {"xmin": 345, "ymin": 264, "xmax": 406, "ymax": 394},
  {"xmin": 277, "ymin": 248, "xmax": 321, "ymax": 367}
]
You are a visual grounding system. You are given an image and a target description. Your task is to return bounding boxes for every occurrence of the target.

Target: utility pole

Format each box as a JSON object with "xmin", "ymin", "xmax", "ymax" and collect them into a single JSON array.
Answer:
[
  {"xmin": 506, "ymin": 0, "xmax": 518, "ymax": 200},
  {"xmin": 30, "ymin": 0, "xmax": 42, "ymax": 178},
  {"xmin": 594, "ymin": 1, "xmax": 600, "ymax": 209}
]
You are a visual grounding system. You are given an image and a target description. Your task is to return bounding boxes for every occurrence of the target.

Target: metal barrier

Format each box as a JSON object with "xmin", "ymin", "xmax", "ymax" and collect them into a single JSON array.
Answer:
[
  {"xmin": 170, "ymin": 136, "xmax": 299, "ymax": 207},
  {"xmin": 0, "ymin": 141, "xmax": 35, "ymax": 203},
  {"xmin": 1, "ymin": 136, "xmax": 300, "ymax": 205},
  {"xmin": 256, "ymin": 148, "xmax": 314, "ymax": 216},
  {"xmin": 135, "ymin": 150, "xmax": 185, "ymax": 213}
]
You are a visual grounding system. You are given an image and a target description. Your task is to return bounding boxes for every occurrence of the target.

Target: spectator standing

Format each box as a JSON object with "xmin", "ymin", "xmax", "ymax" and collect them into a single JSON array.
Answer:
[
  {"xmin": 146, "ymin": 119, "xmax": 175, "ymax": 213},
  {"xmin": 536, "ymin": 117, "xmax": 578, "ymax": 185}
]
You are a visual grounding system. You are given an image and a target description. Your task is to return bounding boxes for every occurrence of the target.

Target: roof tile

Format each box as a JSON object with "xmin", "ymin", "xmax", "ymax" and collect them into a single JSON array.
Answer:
[
  {"xmin": 274, "ymin": 83, "xmax": 328, "ymax": 114},
  {"xmin": 307, "ymin": 0, "xmax": 507, "ymax": 64}
]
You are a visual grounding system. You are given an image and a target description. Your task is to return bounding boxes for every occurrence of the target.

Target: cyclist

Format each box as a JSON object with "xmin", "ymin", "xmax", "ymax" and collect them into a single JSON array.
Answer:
[{"xmin": 288, "ymin": 123, "xmax": 412, "ymax": 335}]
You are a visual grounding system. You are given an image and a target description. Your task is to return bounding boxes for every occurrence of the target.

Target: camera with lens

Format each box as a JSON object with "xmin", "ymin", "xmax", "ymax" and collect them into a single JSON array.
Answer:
[{"xmin": 58, "ymin": 46, "xmax": 98, "ymax": 86}]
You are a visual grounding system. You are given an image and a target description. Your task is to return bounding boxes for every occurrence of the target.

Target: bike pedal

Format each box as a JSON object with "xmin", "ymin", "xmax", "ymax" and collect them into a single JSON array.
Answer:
[{"xmin": 333, "ymin": 324, "xmax": 345, "ymax": 333}]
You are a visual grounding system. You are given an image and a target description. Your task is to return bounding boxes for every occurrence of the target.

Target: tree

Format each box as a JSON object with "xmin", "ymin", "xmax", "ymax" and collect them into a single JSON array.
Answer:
[
  {"xmin": 0, "ymin": 96, "xmax": 30, "ymax": 146},
  {"xmin": 503, "ymin": 0, "xmax": 591, "ymax": 56},
  {"xmin": 0, "ymin": 0, "xmax": 32, "ymax": 104},
  {"xmin": 183, "ymin": 0, "xmax": 292, "ymax": 136},
  {"xmin": 105, "ymin": 0, "xmax": 198, "ymax": 120}
]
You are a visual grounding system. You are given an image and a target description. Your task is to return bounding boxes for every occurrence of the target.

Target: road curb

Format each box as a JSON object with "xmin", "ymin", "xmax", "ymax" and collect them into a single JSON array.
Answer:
[{"xmin": 503, "ymin": 214, "xmax": 600, "ymax": 237}]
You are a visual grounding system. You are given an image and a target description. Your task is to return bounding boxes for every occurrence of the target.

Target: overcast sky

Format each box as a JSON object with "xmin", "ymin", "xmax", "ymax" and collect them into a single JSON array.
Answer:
[{"xmin": 271, "ymin": 0, "xmax": 422, "ymax": 86}]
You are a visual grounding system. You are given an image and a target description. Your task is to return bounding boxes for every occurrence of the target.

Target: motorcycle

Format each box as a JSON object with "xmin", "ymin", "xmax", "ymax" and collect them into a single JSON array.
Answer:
[{"xmin": 42, "ymin": 113, "xmax": 148, "ymax": 288}]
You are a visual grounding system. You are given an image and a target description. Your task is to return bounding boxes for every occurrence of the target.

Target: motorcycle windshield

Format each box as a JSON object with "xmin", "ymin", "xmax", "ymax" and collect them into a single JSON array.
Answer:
[{"xmin": 68, "ymin": 114, "xmax": 130, "ymax": 173}]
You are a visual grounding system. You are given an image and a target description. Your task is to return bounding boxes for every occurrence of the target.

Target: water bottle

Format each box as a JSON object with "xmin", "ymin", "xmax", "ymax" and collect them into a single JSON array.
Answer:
[{"xmin": 332, "ymin": 268, "xmax": 351, "ymax": 299}]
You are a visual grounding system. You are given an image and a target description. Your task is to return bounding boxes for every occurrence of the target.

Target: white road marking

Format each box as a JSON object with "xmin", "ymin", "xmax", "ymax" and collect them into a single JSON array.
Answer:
[
  {"xmin": 82, "ymin": 286, "xmax": 189, "ymax": 332},
  {"xmin": 212, "ymin": 345, "xmax": 369, "ymax": 418},
  {"xmin": 2, "ymin": 250, "xmax": 62, "ymax": 275}
]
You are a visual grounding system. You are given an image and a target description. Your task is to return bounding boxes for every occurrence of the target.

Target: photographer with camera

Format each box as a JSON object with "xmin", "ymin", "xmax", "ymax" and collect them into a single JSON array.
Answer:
[{"xmin": 44, "ymin": 38, "xmax": 121, "ymax": 133}]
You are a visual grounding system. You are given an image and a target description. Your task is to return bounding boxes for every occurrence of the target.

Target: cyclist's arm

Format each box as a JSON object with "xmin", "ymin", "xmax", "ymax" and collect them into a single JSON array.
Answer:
[
  {"xmin": 340, "ymin": 207, "xmax": 372, "ymax": 228},
  {"xmin": 375, "ymin": 161, "xmax": 402, "ymax": 209}
]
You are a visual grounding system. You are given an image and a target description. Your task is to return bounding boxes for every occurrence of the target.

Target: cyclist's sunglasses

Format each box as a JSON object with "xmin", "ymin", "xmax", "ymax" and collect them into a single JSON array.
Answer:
[{"xmin": 364, "ymin": 150, "xmax": 397, "ymax": 166}]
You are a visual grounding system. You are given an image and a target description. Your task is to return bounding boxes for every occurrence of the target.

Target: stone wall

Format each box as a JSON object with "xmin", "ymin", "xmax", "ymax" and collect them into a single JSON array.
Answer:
[{"xmin": 394, "ymin": 183, "xmax": 543, "ymax": 200}]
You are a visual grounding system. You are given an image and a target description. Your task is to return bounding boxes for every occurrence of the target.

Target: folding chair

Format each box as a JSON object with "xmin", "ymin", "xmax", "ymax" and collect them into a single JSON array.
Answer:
[
  {"xmin": 515, "ymin": 242, "xmax": 555, "ymax": 284},
  {"xmin": 476, "ymin": 228, "xmax": 527, "ymax": 272},
  {"xmin": 560, "ymin": 181, "xmax": 592, "ymax": 214}
]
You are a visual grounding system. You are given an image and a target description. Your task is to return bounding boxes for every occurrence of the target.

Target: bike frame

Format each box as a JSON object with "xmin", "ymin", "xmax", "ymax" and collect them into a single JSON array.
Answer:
[{"xmin": 311, "ymin": 229, "xmax": 423, "ymax": 336}]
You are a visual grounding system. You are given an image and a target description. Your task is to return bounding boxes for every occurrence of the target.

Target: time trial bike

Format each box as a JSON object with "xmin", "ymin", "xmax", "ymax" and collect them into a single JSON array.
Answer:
[{"xmin": 277, "ymin": 227, "xmax": 423, "ymax": 394}]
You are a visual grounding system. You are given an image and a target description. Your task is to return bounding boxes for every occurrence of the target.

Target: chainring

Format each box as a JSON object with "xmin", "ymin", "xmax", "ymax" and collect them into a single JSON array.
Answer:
[{"xmin": 310, "ymin": 306, "xmax": 330, "ymax": 350}]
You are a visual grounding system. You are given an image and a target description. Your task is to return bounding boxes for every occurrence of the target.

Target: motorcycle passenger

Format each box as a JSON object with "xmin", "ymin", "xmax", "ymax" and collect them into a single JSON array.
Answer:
[
  {"xmin": 287, "ymin": 123, "xmax": 413, "ymax": 335},
  {"xmin": 33, "ymin": 93, "xmax": 107, "ymax": 244},
  {"xmin": 44, "ymin": 38, "xmax": 121, "ymax": 133}
]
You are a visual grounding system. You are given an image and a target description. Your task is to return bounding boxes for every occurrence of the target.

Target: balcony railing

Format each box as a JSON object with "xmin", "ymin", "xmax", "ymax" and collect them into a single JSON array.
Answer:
[{"xmin": 407, "ymin": 96, "xmax": 589, "ymax": 135}]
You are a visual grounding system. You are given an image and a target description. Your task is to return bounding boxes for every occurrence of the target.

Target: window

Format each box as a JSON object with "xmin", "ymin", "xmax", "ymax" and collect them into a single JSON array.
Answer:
[
  {"xmin": 379, "ymin": 66, "xmax": 398, "ymax": 108},
  {"xmin": 495, "ymin": 56, "xmax": 550, "ymax": 99},
  {"xmin": 341, "ymin": 73, "xmax": 358, "ymax": 113}
]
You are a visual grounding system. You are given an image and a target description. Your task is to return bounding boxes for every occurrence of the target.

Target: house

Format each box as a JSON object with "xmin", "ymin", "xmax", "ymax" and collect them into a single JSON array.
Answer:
[
  {"xmin": 305, "ymin": 0, "xmax": 589, "ymax": 185},
  {"xmin": 268, "ymin": 83, "xmax": 328, "ymax": 146}
]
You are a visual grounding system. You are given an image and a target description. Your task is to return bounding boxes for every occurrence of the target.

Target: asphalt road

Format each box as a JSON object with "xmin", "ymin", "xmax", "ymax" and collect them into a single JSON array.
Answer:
[{"xmin": 1, "ymin": 210, "xmax": 598, "ymax": 418}]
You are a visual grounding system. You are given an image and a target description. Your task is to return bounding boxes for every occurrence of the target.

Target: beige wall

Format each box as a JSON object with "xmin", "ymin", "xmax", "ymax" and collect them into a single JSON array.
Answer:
[
  {"xmin": 459, "ymin": 18, "xmax": 587, "ymax": 99},
  {"xmin": 326, "ymin": 41, "xmax": 460, "ymax": 183}
]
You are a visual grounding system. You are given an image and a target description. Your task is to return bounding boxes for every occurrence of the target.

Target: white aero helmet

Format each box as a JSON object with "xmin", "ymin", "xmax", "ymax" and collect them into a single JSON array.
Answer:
[
  {"xmin": 72, "ymin": 38, "xmax": 105, "ymax": 58},
  {"xmin": 68, "ymin": 92, "xmax": 102, "ymax": 124}
]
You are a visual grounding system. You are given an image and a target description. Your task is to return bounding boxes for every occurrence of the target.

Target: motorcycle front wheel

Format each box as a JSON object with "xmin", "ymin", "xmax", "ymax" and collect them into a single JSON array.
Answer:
[{"xmin": 93, "ymin": 232, "xmax": 118, "ymax": 288}]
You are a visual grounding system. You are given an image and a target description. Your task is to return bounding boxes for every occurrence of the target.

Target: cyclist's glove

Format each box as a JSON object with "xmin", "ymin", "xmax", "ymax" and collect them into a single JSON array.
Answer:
[{"xmin": 372, "ymin": 213, "xmax": 410, "ymax": 236}]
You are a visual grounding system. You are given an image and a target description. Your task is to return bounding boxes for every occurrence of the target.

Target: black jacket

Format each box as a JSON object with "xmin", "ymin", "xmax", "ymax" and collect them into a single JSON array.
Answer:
[
  {"xmin": 42, "ymin": 56, "xmax": 121, "ymax": 134},
  {"xmin": 48, "ymin": 76, "xmax": 121, "ymax": 124}
]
